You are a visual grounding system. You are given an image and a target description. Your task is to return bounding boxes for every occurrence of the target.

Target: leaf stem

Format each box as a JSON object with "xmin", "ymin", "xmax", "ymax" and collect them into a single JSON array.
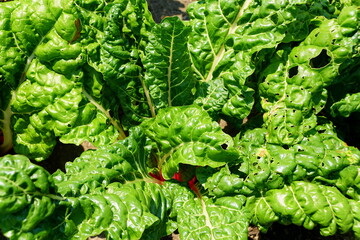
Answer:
[
  {"xmin": 200, "ymin": 197, "xmax": 215, "ymax": 240},
  {"xmin": 167, "ymin": 24, "xmax": 176, "ymax": 107},
  {"xmin": 140, "ymin": 75, "xmax": 156, "ymax": 118},
  {"xmin": 82, "ymin": 90, "xmax": 127, "ymax": 139},
  {"xmin": 205, "ymin": 0, "xmax": 253, "ymax": 82}
]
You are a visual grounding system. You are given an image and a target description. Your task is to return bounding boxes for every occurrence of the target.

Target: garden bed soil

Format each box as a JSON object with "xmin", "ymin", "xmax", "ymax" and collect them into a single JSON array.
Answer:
[{"xmin": 147, "ymin": 0, "xmax": 197, "ymax": 22}]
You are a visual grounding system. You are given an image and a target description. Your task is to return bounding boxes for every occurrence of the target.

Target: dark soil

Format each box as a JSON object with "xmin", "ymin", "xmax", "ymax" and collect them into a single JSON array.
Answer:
[{"xmin": 146, "ymin": 0, "xmax": 197, "ymax": 22}]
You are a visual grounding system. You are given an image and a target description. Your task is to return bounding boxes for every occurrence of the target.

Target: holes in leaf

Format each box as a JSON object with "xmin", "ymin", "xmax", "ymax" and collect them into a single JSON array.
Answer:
[
  {"xmin": 38, "ymin": 142, "xmax": 84, "ymax": 173},
  {"xmin": 282, "ymin": 144, "xmax": 289, "ymax": 150},
  {"xmin": 318, "ymin": 129, "xmax": 326, "ymax": 134},
  {"xmin": 288, "ymin": 66, "xmax": 299, "ymax": 78},
  {"xmin": 310, "ymin": 49, "xmax": 331, "ymax": 68},
  {"xmin": 221, "ymin": 143, "xmax": 228, "ymax": 150}
]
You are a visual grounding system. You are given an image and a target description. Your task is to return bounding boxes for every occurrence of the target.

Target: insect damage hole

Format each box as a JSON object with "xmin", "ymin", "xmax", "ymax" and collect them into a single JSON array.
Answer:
[
  {"xmin": 288, "ymin": 66, "xmax": 299, "ymax": 78},
  {"xmin": 310, "ymin": 49, "xmax": 331, "ymax": 68},
  {"xmin": 221, "ymin": 143, "xmax": 228, "ymax": 150}
]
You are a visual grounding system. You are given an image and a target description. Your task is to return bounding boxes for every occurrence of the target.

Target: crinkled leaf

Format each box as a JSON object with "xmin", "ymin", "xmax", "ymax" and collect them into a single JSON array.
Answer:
[
  {"xmin": 64, "ymin": 181, "xmax": 171, "ymax": 240},
  {"xmin": 0, "ymin": 155, "xmax": 61, "ymax": 239},
  {"xmin": 142, "ymin": 106, "xmax": 239, "ymax": 179},
  {"xmin": 350, "ymin": 200, "xmax": 360, "ymax": 238},
  {"xmin": 197, "ymin": 166, "xmax": 244, "ymax": 198},
  {"xmin": 53, "ymin": 126, "xmax": 150, "ymax": 197},
  {"xmin": 0, "ymin": 0, "xmax": 64, "ymax": 88},
  {"xmin": 0, "ymin": 141, "xmax": 196, "ymax": 240},
  {"xmin": 178, "ymin": 196, "xmax": 249, "ymax": 240},
  {"xmin": 1, "ymin": 0, "xmax": 135, "ymax": 160},
  {"xmin": 331, "ymin": 92, "xmax": 360, "ymax": 117},
  {"xmin": 259, "ymin": 6, "xmax": 360, "ymax": 145},
  {"xmin": 143, "ymin": 17, "xmax": 196, "ymax": 114},
  {"xmin": 316, "ymin": 165, "xmax": 360, "ymax": 201},
  {"xmin": 188, "ymin": 0, "xmax": 338, "ymax": 119},
  {"xmin": 219, "ymin": 121, "xmax": 360, "ymax": 195},
  {"xmin": 194, "ymin": 78, "xmax": 229, "ymax": 116},
  {"xmin": 246, "ymin": 181, "xmax": 360, "ymax": 237},
  {"xmin": 97, "ymin": 0, "xmax": 155, "ymax": 127},
  {"xmin": 0, "ymin": 155, "xmax": 55, "ymax": 214}
]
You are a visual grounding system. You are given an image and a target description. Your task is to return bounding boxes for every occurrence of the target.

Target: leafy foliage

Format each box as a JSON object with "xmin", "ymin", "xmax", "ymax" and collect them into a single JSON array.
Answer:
[{"xmin": 0, "ymin": 0, "xmax": 359, "ymax": 239}]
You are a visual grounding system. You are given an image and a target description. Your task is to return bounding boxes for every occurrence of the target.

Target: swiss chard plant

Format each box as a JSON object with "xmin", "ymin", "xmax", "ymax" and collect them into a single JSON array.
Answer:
[{"xmin": 0, "ymin": 0, "xmax": 360, "ymax": 239}]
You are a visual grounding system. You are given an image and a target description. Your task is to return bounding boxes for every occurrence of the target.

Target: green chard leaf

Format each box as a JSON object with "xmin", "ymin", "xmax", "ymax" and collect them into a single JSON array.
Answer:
[
  {"xmin": 187, "ymin": 0, "xmax": 339, "ymax": 120},
  {"xmin": 53, "ymin": 126, "xmax": 152, "ymax": 197},
  {"xmin": 96, "ymin": 0, "xmax": 155, "ymax": 127},
  {"xmin": 246, "ymin": 181, "xmax": 360, "ymax": 237},
  {"xmin": 0, "ymin": 136, "xmax": 196, "ymax": 240},
  {"xmin": 198, "ymin": 120, "xmax": 360, "ymax": 197},
  {"xmin": 259, "ymin": 5, "xmax": 360, "ymax": 145},
  {"xmin": 0, "ymin": 155, "xmax": 62, "ymax": 239},
  {"xmin": 197, "ymin": 165, "xmax": 245, "ymax": 198},
  {"xmin": 0, "ymin": 0, "xmax": 131, "ymax": 160},
  {"xmin": 177, "ymin": 196, "xmax": 249, "ymax": 240},
  {"xmin": 63, "ymin": 182, "xmax": 173, "ymax": 240},
  {"xmin": 141, "ymin": 105, "xmax": 240, "ymax": 179},
  {"xmin": 331, "ymin": 92, "xmax": 360, "ymax": 117},
  {"xmin": 143, "ymin": 16, "xmax": 196, "ymax": 115}
]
